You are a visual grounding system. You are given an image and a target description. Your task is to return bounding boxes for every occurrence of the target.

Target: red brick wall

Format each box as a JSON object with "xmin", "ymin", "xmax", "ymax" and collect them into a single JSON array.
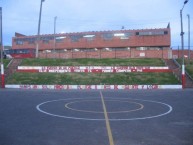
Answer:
[{"xmin": 172, "ymin": 50, "xmax": 193, "ymax": 59}]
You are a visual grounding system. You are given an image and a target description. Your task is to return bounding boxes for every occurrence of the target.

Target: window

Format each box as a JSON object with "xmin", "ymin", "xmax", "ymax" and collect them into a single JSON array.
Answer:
[
  {"xmin": 83, "ymin": 35, "xmax": 95, "ymax": 41},
  {"xmin": 83, "ymin": 48, "xmax": 97, "ymax": 52},
  {"xmin": 102, "ymin": 33, "xmax": 113, "ymax": 40},
  {"xmin": 41, "ymin": 38, "xmax": 49, "ymax": 44},
  {"xmin": 40, "ymin": 36, "xmax": 54, "ymax": 41},
  {"xmin": 28, "ymin": 38, "xmax": 35, "ymax": 44},
  {"xmin": 136, "ymin": 31, "xmax": 168, "ymax": 36},
  {"xmin": 113, "ymin": 47, "xmax": 130, "ymax": 51},
  {"xmin": 43, "ymin": 39, "xmax": 49, "ymax": 44},
  {"xmin": 73, "ymin": 48, "xmax": 80, "ymax": 52},
  {"xmin": 70, "ymin": 35, "xmax": 82, "ymax": 42},
  {"xmin": 136, "ymin": 47, "xmax": 162, "ymax": 50},
  {"xmin": 15, "ymin": 40, "xmax": 23, "ymax": 45},
  {"xmin": 164, "ymin": 31, "xmax": 168, "ymax": 35},
  {"xmin": 12, "ymin": 49, "xmax": 30, "ymax": 54},
  {"xmin": 138, "ymin": 31, "xmax": 152, "ymax": 36},
  {"xmin": 55, "ymin": 36, "xmax": 66, "ymax": 43},
  {"xmin": 114, "ymin": 32, "xmax": 132, "ymax": 39},
  {"xmin": 154, "ymin": 31, "xmax": 165, "ymax": 35},
  {"xmin": 41, "ymin": 36, "xmax": 55, "ymax": 43},
  {"xmin": 136, "ymin": 47, "xmax": 147, "ymax": 50},
  {"xmin": 102, "ymin": 48, "xmax": 113, "ymax": 51}
]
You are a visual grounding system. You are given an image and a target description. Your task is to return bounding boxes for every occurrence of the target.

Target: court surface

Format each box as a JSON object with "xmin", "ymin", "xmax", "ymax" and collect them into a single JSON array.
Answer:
[{"xmin": 0, "ymin": 89, "xmax": 193, "ymax": 145}]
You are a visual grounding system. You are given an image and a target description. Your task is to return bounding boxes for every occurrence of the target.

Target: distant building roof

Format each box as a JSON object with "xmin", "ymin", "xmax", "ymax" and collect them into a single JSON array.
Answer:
[
  {"xmin": 15, "ymin": 32, "xmax": 26, "ymax": 37},
  {"xmin": 4, "ymin": 46, "xmax": 12, "ymax": 50}
]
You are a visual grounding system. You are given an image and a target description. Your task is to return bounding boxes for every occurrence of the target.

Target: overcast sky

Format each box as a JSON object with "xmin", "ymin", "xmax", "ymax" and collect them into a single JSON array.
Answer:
[{"xmin": 0, "ymin": 0, "xmax": 193, "ymax": 49}]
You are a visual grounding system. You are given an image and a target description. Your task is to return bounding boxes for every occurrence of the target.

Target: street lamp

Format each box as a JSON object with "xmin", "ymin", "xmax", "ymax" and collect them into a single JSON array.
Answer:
[
  {"xmin": 36, "ymin": 0, "xmax": 45, "ymax": 58},
  {"xmin": 0, "ymin": 7, "xmax": 5, "ymax": 88},
  {"xmin": 180, "ymin": 0, "xmax": 189, "ymax": 89},
  {"xmin": 187, "ymin": 14, "xmax": 190, "ymax": 63},
  {"xmin": 0, "ymin": 7, "xmax": 2, "ymax": 64}
]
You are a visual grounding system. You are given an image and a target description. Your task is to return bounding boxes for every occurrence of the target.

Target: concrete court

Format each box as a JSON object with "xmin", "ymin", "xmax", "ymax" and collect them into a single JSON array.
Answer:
[{"xmin": 0, "ymin": 89, "xmax": 193, "ymax": 145}]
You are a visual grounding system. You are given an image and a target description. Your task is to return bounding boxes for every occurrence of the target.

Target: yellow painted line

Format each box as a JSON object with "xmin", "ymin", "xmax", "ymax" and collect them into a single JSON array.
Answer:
[{"xmin": 100, "ymin": 91, "xmax": 115, "ymax": 145}]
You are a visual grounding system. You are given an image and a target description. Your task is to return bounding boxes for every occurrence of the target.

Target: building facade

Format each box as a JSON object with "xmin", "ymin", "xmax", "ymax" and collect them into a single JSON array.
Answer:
[{"xmin": 12, "ymin": 26, "xmax": 171, "ymax": 59}]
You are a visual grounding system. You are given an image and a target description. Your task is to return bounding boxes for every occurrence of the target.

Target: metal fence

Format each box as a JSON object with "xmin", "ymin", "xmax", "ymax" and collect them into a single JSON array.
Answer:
[{"xmin": 39, "ymin": 49, "xmax": 170, "ymax": 59}]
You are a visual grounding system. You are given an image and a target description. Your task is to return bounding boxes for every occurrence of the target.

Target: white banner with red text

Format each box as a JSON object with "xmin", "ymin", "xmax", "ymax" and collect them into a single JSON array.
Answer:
[
  {"xmin": 5, "ymin": 84, "xmax": 182, "ymax": 90},
  {"xmin": 17, "ymin": 66, "xmax": 171, "ymax": 73}
]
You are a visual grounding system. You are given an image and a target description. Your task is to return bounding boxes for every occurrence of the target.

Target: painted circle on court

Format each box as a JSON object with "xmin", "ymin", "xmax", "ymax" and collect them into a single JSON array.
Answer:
[
  {"xmin": 65, "ymin": 100, "xmax": 144, "ymax": 113},
  {"xmin": 36, "ymin": 97, "xmax": 172, "ymax": 121}
]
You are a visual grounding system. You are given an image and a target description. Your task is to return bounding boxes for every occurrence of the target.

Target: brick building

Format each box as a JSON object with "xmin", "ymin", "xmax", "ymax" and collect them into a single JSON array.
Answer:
[
  {"xmin": 12, "ymin": 25, "xmax": 171, "ymax": 59},
  {"xmin": 172, "ymin": 49, "xmax": 193, "ymax": 59}
]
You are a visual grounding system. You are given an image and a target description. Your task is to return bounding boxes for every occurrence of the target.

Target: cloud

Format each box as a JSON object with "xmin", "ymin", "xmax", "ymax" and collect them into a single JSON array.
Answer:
[{"xmin": 0, "ymin": 0, "xmax": 192, "ymax": 48}]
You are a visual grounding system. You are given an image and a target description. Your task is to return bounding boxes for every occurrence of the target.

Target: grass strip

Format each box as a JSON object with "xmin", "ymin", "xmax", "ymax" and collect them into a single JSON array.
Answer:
[
  {"xmin": 21, "ymin": 58, "xmax": 165, "ymax": 66},
  {"xmin": 6, "ymin": 72, "xmax": 179, "ymax": 85}
]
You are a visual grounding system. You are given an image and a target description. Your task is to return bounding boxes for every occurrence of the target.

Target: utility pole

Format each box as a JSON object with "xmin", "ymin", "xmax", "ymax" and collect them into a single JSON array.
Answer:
[
  {"xmin": 187, "ymin": 14, "xmax": 190, "ymax": 63},
  {"xmin": 36, "ymin": 0, "xmax": 45, "ymax": 58},
  {"xmin": 180, "ymin": 0, "xmax": 189, "ymax": 89}
]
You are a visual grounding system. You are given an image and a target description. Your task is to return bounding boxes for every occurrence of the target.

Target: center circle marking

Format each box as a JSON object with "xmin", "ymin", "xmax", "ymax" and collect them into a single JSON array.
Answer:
[
  {"xmin": 36, "ymin": 97, "xmax": 173, "ymax": 121},
  {"xmin": 65, "ymin": 100, "xmax": 144, "ymax": 113}
]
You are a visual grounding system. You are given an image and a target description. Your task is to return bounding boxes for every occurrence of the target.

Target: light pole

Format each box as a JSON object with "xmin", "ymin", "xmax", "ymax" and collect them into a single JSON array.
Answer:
[
  {"xmin": 187, "ymin": 14, "xmax": 190, "ymax": 63},
  {"xmin": 0, "ymin": 7, "xmax": 5, "ymax": 88},
  {"xmin": 53, "ymin": 16, "xmax": 57, "ymax": 57},
  {"xmin": 0, "ymin": 7, "xmax": 2, "ymax": 65},
  {"xmin": 180, "ymin": 0, "xmax": 189, "ymax": 89},
  {"xmin": 36, "ymin": 0, "xmax": 45, "ymax": 58}
]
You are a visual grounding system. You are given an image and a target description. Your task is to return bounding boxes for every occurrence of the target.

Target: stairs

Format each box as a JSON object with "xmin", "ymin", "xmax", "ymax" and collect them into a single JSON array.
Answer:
[
  {"xmin": 5, "ymin": 59, "xmax": 22, "ymax": 78},
  {"xmin": 1, "ymin": 59, "xmax": 22, "ymax": 88},
  {"xmin": 164, "ymin": 59, "xmax": 193, "ymax": 88}
]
